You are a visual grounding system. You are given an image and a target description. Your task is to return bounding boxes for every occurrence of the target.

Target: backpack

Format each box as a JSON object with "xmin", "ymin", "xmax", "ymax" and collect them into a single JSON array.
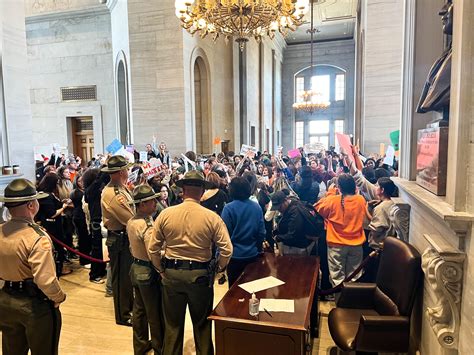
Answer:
[{"xmin": 298, "ymin": 201, "xmax": 325, "ymax": 238}]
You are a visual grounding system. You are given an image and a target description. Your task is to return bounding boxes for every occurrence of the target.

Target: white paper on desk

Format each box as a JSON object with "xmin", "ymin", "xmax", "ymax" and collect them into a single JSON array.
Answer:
[
  {"xmin": 238, "ymin": 276, "xmax": 285, "ymax": 294},
  {"xmin": 260, "ymin": 299, "xmax": 295, "ymax": 313}
]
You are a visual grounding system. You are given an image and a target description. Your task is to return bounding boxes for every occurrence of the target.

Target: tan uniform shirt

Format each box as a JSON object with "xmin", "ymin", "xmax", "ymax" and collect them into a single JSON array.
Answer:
[
  {"xmin": 149, "ymin": 198, "xmax": 232, "ymax": 270},
  {"xmin": 0, "ymin": 218, "xmax": 66, "ymax": 303},
  {"xmin": 127, "ymin": 214, "xmax": 154, "ymax": 261},
  {"xmin": 101, "ymin": 182, "xmax": 135, "ymax": 231}
]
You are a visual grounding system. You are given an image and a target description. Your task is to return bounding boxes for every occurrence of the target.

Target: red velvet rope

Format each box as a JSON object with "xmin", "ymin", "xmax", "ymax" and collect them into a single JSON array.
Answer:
[{"xmin": 47, "ymin": 232, "xmax": 109, "ymax": 264}]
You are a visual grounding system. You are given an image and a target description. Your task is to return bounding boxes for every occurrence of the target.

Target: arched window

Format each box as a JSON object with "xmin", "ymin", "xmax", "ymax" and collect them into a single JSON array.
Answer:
[
  {"xmin": 193, "ymin": 56, "xmax": 211, "ymax": 154},
  {"xmin": 294, "ymin": 64, "xmax": 348, "ymax": 149},
  {"xmin": 116, "ymin": 58, "xmax": 131, "ymax": 144}
]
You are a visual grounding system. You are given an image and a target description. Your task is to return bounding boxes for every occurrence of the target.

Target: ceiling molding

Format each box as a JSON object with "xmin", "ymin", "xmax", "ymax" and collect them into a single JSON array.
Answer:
[{"xmin": 26, "ymin": 5, "xmax": 109, "ymax": 23}]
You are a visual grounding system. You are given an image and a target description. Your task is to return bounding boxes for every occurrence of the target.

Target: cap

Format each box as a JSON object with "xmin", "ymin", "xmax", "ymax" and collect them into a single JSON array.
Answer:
[{"xmin": 270, "ymin": 191, "xmax": 288, "ymax": 211}]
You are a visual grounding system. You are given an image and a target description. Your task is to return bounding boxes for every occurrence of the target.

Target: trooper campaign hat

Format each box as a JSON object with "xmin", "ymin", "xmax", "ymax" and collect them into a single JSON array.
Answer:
[
  {"xmin": 130, "ymin": 185, "xmax": 160, "ymax": 204},
  {"xmin": 101, "ymin": 155, "xmax": 132, "ymax": 173},
  {"xmin": 0, "ymin": 178, "xmax": 48, "ymax": 203},
  {"xmin": 175, "ymin": 170, "xmax": 213, "ymax": 189}
]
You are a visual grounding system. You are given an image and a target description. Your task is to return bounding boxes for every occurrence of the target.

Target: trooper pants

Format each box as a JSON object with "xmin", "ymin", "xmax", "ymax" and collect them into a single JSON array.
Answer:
[
  {"xmin": 161, "ymin": 268, "xmax": 214, "ymax": 355},
  {"xmin": 89, "ymin": 222, "xmax": 106, "ymax": 280},
  {"xmin": 130, "ymin": 262, "xmax": 164, "ymax": 355},
  {"xmin": 0, "ymin": 289, "xmax": 61, "ymax": 355},
  {"xmin": 107, "ymin": 231, "xmax": 134, "ymax": 324}
]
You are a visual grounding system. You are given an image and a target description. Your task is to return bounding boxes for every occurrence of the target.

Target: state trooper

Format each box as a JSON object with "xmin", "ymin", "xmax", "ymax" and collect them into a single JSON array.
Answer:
[
  {"xmin": 101, "ymin": 155, "xmax": 135, "ymax": 326},
  {"xmin": 149, "ymin": 170, "xmax": 233, "ymax": 355},
  {"xmin": 127, "ymin": 185, "xmax": 164, "ymax": 355},
  {"xmin": 0, "ymin": 178, "xmax": 66, "ymax": 355}
]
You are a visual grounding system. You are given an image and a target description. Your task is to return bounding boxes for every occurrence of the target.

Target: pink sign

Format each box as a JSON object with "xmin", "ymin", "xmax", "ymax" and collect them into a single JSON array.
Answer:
[
  {"xmin": 288, "ymin": 148, "xmax": 301, "ymax": 159},
  {"xmin": 336, "ymin": 133, "xmax": 354, "ymax": 163}
]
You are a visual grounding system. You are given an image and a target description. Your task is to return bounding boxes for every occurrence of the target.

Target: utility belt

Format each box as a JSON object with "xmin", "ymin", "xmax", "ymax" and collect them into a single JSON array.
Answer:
[
  {"xmin": 164, "ymin": 258, "xmax": 210, "ymax": 270},
  {"xmin": 106, "ymin": 229, "xmax": 128, "ymax": 248},
  {"xmin": 133, "ymin": 258, "xmax": 152, "ymax": 267},
  {"xmin": 2, "ymin": 279, "xmax": 48, "ymax": 300}
]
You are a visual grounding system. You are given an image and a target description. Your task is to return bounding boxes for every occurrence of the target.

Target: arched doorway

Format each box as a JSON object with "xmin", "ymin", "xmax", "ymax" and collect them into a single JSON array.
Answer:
[
  {"xmin": 193, "ymin": 57, "xmax": 210, "ymax": 154},
  {"xmin": 117, "ymin": 60, "xmax": 130, "ymax": 144}
]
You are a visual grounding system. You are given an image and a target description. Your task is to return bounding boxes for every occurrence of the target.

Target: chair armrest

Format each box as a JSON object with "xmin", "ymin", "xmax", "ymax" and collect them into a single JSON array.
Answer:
[
  {"xmin": 360, "ymin": 315, "xmax": 409, "ymax": 329},
  {"xmin": 337, "ymin": 283, "xmax": 376, "ymax": 309},
  {"xmin": 355, "ymin": 316, "xmax": 410, "ymax": 352}
]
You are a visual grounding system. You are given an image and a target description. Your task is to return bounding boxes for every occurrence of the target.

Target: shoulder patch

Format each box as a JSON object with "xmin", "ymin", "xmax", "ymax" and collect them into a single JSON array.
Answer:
[{"xmin": 117, "ymin": 195, "xmax": 127, "ymax": 204}]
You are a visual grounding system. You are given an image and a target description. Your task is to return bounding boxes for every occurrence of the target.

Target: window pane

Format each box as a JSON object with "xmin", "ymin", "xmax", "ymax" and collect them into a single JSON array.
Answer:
[
  {"xmin": 335, "ymin": 74, "xmax": 345, "ymax": 101},
  {"xmin": 335, "ymin": 120, "xmax": 344, "ymax": 134},
  {"xmin": 308, "ymin": 120, "xmax": 329, "ymax": 134},
  {"xmin": 296, "ymin": 77, "xmax": 305, "ymax": 103},
  {"xmin": 311, "ymin": 75, "xmax": 330, "ymax": 103},
  {"xmin": 295, "ymin": 121, "xmax": 304, "ymax": 148},
  {"xmin": 309, "ymin": 135, "xmax": 329, "ymax": 150}
]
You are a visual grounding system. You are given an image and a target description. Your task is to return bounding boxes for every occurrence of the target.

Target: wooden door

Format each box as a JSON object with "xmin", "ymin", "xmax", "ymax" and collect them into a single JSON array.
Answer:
[{"xmin": 72, "ymin": 117, "xmax": 94, "ymax": 164}]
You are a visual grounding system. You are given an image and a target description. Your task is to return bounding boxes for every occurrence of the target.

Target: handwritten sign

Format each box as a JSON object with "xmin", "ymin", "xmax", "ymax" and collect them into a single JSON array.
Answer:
[
  {"xmin": 240, "ymin": 144, "xmax": 258, "ymax": 156},
  {"xmin": 303, "ymin": 142, "xmax": 325, "ymax": 154}
]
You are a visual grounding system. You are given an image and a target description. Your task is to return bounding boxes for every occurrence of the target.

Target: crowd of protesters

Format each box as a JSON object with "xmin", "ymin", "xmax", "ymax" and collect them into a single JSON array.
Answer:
[{"xmin": 28, "ymin": 141, "xmax": 399, "ymax": 353}]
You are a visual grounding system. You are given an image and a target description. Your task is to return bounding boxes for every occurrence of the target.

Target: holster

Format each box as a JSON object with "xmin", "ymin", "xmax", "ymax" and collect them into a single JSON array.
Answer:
[{"xmin": 207, "ymin": 258, "xmax": 218, "ymax": 288}]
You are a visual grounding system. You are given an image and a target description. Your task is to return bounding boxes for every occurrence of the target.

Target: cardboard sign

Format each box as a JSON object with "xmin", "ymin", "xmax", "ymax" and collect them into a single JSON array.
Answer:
[
  {"xmin": 379, "ymin": 143, "xmax": 385, "ymax": 157},
  {"xmin": 383, "ymin": 145, "xmax": 395, "ymax": 166},
  {"xmin": 336, "ymin": 133, "xmax": 354, "ymax": 163},
  {"xmin": 142, "ymin": 160, "xmax": 164, "ymax": 179},
  {"xmin": 139, "ymin": 151, "xmax": 148, "ymax": 162},
  {"xmin": 240, "ymin": 144, "xmax": 258, "ymax": 156},
  {"xmin": 287, "ymin": 148, "xmax": 301, "ymax": 159},
  {"xmin": 106, "ymin": 139, "xmax": 123, "ymax": 154},
  {"xmin": 390, "ymin": 130, "xmax": 400, "ymax": 151}
]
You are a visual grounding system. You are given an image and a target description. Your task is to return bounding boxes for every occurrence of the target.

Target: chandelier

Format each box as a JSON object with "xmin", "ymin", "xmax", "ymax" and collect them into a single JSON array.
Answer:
[
  {"xmin": 293, "ymin": 0, "xmax": 330, "ymax": 113},
  {"xmin": 175, "ymin": 0, "xmax": 310, "ymax": 50}
]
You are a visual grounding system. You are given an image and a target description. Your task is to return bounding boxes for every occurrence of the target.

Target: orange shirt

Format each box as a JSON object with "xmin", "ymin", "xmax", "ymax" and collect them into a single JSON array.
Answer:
[{"xmin": 315, "ymin": 194, "xmax": 367, "ymax": 246}]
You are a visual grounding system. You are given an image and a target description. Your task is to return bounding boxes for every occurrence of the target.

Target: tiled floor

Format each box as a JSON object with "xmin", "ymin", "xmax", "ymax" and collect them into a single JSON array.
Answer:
[{"xmin": 0, "ymin": 262, "xmax": 337, "ymax": 354}]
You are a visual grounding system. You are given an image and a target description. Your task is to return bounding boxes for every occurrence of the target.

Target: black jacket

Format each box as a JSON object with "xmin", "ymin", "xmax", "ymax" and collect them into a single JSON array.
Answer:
[{"xmin": 276, "ymin": 199, "xmax": 313, "ymax": 248}]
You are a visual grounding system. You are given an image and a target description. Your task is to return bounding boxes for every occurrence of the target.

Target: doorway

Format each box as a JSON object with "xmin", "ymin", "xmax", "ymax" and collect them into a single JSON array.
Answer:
[{"xmin": 71, "ymin": 117, "xmax": 94, "ymax": 164}]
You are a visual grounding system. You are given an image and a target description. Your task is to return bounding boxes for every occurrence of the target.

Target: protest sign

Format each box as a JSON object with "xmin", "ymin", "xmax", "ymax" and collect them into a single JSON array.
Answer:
[
  {"xmin": 383, "ymin": 145, "xmax": 395, "ymax": 166},
  {"xmin": 287, "ymin": 148, "xmax": 301, "ymax": 159},
  {"xmin": 127, "ymin": 169, "xmax": 139, "ymax": 184},
  {"xmin": 240, "ymin": 144, "xmax": 258, "ymax": 156},
  {"xmin": 125, "ymin": 145, "xmax": 135, "ymax": 153},
  {"xmin": 139, "ymin": 151, "xmax": 148, "ymax": 162},
  {"xmin": 390, "ymin": 130, "xmax": 400, "ymax": 151},
  {"xmin": 106, "ymin": 139, "xmax": 122, "ymax": 154},
  {"xmin": 379, "ymin": 143, "xmax": 385, "ymax": 157},
  {"xmin": 303, "ymin": 142, "xmax": 325, "ymax": 154},
  {"xmin": 336, "ymin": 133, "xmax": 354, "ymax": 163}
]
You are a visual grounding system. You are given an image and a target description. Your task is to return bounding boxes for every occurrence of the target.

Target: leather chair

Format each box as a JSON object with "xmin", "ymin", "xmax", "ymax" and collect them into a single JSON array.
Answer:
[{"xmin": 328, "ymin": 237, "xmax": 422, "ymax": 353}]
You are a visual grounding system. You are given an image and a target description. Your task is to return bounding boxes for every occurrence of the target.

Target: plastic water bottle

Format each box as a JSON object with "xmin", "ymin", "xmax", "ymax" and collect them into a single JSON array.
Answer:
[{"xmin": 249, "ymin": 292, "xmax": 260, "ymax": 316}]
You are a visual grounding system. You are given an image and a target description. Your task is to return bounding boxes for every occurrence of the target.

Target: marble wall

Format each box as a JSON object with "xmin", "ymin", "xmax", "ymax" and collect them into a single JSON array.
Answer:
[
  {"xmin": 360, "ymin": 0, "xmax": 404, "ymax": 155},
  {"xmin": 282, "ymin": 40, "xmax": 355, "ymax": 152},
  {"xmin": 25, "ymin": 6, "xmax": 115, "ymax": 155},
  {"xmin": 25, "ymin": 0, "xmax": 101, "ymax": 16},
  {"xmin": 1, "ymin": 0, "xmax": 35, "ymax": 179}
]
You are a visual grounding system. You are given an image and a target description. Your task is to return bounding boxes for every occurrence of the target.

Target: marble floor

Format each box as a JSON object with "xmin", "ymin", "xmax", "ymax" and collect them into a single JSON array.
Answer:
[{"xmin": 0, "ymin": 261, "xmax": 337, "ymax": 354}]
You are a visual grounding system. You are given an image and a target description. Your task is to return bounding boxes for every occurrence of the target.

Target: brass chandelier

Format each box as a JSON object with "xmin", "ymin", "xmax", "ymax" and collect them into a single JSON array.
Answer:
[
  {"xmin": 292, "ymin": 0, "xmax": 330, "ymax": 112},
  {"xmin": 175, "ymin": 0, "xmax": 310, "ymax": 50}
]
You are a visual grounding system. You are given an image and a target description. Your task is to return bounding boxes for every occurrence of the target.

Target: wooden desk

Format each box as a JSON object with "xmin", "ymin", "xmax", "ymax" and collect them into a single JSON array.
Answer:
[{"xmin": 209, "ymin": 253, "xmax": 319, "ymax": 355}]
